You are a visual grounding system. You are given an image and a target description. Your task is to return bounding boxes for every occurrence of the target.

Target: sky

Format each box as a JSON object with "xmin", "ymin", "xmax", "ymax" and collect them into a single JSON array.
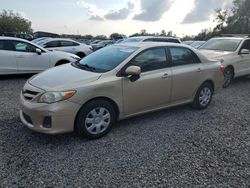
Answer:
[{"xmin": 1, "ymin": 0, "xmax": 233, "ymax": 37}]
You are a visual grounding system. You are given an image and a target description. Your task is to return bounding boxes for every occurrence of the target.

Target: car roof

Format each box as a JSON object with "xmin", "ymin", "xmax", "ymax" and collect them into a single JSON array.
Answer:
[
  {"xmin": 0, "ymin": 36, "xmax": 30, "ymax": 42},
  {"xmin": 211, "ymin": 37, "xmax": 245, "ymax": 40},
  {"xmin": 41, "ymin": 38, "xmax": 78, "ymax": 42},
  {"xmin": 115, "ymin": 42, "xmax": 185, "ymax": 48},
  {"xmin": 128, "ymin": 36, "xmax": 179, "ymax": 39}
]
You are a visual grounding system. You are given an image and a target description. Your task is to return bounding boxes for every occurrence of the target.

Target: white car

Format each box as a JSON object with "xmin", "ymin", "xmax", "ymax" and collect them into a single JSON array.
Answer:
[
  {"xmin": 199, "ymin": 36, "xmax": 250, "ymax": 87},
  {"xmin": 0, "ymin": 37, "xmax": 80, "ymax": 75},
  {"xmin": 36, "ymin": 38, "xmax": 93, "ymax": 58}
]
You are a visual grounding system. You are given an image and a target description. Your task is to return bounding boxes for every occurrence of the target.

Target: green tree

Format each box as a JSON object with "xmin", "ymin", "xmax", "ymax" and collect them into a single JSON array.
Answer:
[
  {"xmin": 213, "ymin": 8, "xmax": 229, "ymax": 33},
  {"xmin": 225, "ymin": 0, "xmax": 250, "ymax": 33},
  {"xmin": 0, "ymin": 10, "xmax": 33, "ymax": 35}
]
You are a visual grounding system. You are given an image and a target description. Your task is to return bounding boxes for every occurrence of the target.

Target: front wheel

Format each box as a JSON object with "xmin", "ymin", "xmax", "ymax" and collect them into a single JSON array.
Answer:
[
  {"xmin": 75, "ymin": 99, "xmax": 116, "ymax": 139},
  {"xmin": 192, "ymin": 82, "xmax": 213, "ymax": 110},
  {"xmin": 223, "ymin": 67, "xmax": 234, "ymax": 88}
]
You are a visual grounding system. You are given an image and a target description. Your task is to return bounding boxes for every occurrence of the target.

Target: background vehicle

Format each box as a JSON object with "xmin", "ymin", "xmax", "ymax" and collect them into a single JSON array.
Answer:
[
  {"xmin": 199, "ymin": 35, "xmax": 250, "ymax": 87},
  {"xmin": 122, "ymin": 36, "xmax": 181, "ymax": 43},
  {"xmin": 32, "ymin": 37, "xmax": 51, "ymax": 44},
  {"xmin": 183, "ymin": 40, "xmax": 206, "ymax": 49},
  {"xmin": 36, "ymin": 38, "xmax": 93, "ymax": 58},
  {"xmin": 33, "ymin": 31, "xmax": 60, "ymax": 39},
  {"xmin": 20, "ymin": 42, "xmax": 223, "ymax": 139},
  {"xmin": 0, "ymin": 37, "xmax": 80, "ymax": 75},
  {"xmin": 91, "ymin": 40, "xmax": 115, "ymax": 51},
  {"xmin": 3, "ymin": 32, "xmax": 33, "ymax": 41}
]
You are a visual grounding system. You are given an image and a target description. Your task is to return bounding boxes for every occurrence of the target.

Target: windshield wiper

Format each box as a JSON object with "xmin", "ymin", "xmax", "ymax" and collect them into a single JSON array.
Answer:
[{"xmin": 74, "ymin": 61, "xmax": 97, "ymax": 72}]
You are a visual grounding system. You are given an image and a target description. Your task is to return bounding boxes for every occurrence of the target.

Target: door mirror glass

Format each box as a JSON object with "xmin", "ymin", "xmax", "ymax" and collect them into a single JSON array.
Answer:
[
  {"xmin": 125, "ymin": 66, "xmax": 141, "ymax": 76},
  {"xmin": 36, "ymin": 48, "xmax": 42, "ymax": 55},
  {"xmin": 240, "ymin": 49, "xmax": 250, "ymax": 55}
]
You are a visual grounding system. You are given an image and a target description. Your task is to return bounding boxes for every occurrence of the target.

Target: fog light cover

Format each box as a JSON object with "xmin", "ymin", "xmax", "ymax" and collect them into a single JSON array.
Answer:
[{"xmin": 43, "ymin": 116, "xmax": 52, "ymax": 128}]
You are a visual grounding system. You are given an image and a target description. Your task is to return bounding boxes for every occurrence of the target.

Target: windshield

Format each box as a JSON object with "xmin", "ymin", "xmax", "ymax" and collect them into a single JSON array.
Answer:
[
  {"xmin": 36, "ymin": 39, "xmax": 50, "ymax": 46},
  {"xmin": 200, "ymin": 38, "xmax": 242, "ymax": 52},
  {"xmin": 77, "ymin": 46, "xmax": 138, "ymax": 73}
]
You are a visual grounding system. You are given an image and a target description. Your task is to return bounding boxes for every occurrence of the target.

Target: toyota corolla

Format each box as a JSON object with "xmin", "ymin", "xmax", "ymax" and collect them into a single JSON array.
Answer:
[{"xmin": 20, "ymin": 42, "xmax": 224, "ymax": 139}]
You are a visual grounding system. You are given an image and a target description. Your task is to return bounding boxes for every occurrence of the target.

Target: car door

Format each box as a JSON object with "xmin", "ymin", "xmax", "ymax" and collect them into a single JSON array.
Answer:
[
  {"xmin": 237, "ymin": 39, "xmax": 250, "ymax": 75},
  {"xmin": 0, "ymin": 40, "xmax": 18, "ymax": 74},
  {"xmin": 11, "ymin": 40, "xmax": 51, "ymax": 73},
  {"xmin": 169, "ymin": 47, "xmax": 204, "ymax": 102},
  {"xmin": 122, "ymin": 47, "xmax": 172, "ymax": 116}
]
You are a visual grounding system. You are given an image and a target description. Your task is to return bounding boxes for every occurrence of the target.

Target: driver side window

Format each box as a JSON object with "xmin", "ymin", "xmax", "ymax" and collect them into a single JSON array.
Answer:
[
  {"xmin": 130, "ymin": 48, "xmax": 168, "ymax": 72},
  {"xmin": 12, "ymin": 41, "xmax": 36, "ymax": 53},
  {"xmin": 241, "ymin": 40, "xmax": 250, "ymax": 50}
]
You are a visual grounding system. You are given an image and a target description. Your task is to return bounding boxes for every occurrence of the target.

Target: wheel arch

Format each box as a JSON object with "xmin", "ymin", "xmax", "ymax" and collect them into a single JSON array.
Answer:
[
  {"xmin": 55, "ymin": 59, "xmax": 70, "ymax": 66},
  {"xmin": 74, "ymin": 96, "xmax": 120, "ymax": 126}
]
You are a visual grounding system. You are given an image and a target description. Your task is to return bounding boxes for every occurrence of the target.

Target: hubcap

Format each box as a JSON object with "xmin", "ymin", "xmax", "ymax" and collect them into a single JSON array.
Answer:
[
  {"xmin": 199, "ymin": 87, "xmax": 212, "ymax": 107},
  {"xmin": 85, "ymin": 107, "xmax": 111, "ymax": 135}
]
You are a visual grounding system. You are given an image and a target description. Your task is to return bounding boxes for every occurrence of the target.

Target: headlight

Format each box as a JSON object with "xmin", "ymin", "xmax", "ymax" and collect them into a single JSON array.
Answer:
[{"xmin": 38, "ymin": 91, "xmax": 76, "ymax": 104}]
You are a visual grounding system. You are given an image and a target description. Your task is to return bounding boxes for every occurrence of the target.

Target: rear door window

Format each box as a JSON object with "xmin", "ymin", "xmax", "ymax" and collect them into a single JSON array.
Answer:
[{"xmin": 169, "ymin": 47, "xmax": 201, "ymax": 66}]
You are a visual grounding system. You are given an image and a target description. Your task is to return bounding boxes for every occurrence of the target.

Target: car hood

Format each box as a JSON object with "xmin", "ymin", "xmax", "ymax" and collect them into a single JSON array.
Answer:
[
  {"xmin": 199, "ymin": 49, "xmax": 233, "ymax": 59},
  {"xmin": 49, "ymin": 50, "xmax": 80, "ymax": 59},
  {"xmin": 29, "ymin": 64, "xmax": 101, "ymax": 91}
]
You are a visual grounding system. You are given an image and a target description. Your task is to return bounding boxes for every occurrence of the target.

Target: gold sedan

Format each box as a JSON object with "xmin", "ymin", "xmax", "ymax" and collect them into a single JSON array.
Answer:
[{"xmin": 20, "ymin": 42, "xmax": 224, "ymax": 139}]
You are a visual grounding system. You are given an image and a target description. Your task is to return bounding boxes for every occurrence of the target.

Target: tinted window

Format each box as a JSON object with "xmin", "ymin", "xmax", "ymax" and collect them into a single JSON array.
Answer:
[
  {"xmin": 12, "ymin": 41, "xmax": 36, "ymax": 53},
  {"xmin": 130, "ymin": 48, "xmax": 168, "ymax": 72},
  {"xmin": 169, "ymin": 47, "xmax": 200, "ymax": 66},
  {"xmin": 61, "ymin": 41, "xmax": 79, "ymax": 47},
  {"xmin": 200, "ymin": 38, "xmax": 242, "ymax": 52},
  {"xmin": 0, "ymin": 40, "xmax": 15, "ymax": 51},
  {"xmin": 78, "ymin": 46, "xmax": 138, "ymax": 73},
  {"xmin": 0, "ymin": 40, "xmax": 5, "ymax": 50},
  {"xmin": 241, "ymin": 40, "xmax": 250, "ymax": 50},
  {"xmin": 45, "ymin": 41, "xmax": 60, "ymax": 48}
]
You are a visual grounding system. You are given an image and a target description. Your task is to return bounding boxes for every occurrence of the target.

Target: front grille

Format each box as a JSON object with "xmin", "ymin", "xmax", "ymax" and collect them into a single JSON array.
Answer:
[
  {"xmin": 23, "ymin": 112, "xmax": 33, "ymax": 124},
  {"xmin": 22, "ymin": 89, "xmax": 40, "ymax": 101}
]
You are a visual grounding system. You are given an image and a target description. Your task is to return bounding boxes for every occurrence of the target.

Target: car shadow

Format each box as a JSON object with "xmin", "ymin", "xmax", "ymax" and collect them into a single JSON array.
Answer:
[{"xmin": 0, "ymin": 74, "xmax": 35, "ymax": 80}]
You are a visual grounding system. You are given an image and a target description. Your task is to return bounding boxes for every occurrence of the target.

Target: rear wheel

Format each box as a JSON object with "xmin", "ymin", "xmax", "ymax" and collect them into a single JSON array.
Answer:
[
  {"xmin": 75, "ymin": 99, "xmax": 116, "ymax": 139},
  {"xmin": 223, "ymin": 67, "xmax": 234, "ymax": 88},
  {"xmin": 192, "ymin": 82, "xmax": 213, "ymax": 110}
]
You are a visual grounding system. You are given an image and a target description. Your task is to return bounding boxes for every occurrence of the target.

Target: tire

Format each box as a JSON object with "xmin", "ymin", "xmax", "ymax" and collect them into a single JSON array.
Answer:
[
  {"xmin": 223, "ymin": 67, "xmax": 234, "ymax": 88},
  {"xmin": 75, "ymin": 99, "xmax": 116, "ymax": 139},
  {"xmin": 192, "ymin": 82, "xmax": 214, "ymax": 110}
]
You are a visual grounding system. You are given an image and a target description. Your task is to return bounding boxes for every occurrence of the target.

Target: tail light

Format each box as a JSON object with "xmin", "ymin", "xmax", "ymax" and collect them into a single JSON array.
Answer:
[{"xmin": 220, "ymin": 64, "xmax": 225, "ymax": 73}]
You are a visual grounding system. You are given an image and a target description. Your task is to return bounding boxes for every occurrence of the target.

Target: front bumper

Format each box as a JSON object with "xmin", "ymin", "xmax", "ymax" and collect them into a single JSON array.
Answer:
[{"xmin": 20, "ymin": 93, "xmax": 81, "ymax": 134}]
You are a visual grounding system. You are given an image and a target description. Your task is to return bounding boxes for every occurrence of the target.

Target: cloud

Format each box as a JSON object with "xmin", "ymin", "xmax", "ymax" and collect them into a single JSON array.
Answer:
[
  {"xmin": 104, "ymin": 2, "xmax": 134, "ymax": 20},
  {"xmin": 133, "ymin": 0, "xmax": 173, "ymax": 21},
  {"xmin": 76, "ymin": 0, "xmax": 105, "ymax": 20},
  {"xmin": 89, "ymin": 15, "xmax": 104, "ymax": 21},
  {"xmin": 182, "ymin": 0, "xmax": 233, "ymax": 24}
]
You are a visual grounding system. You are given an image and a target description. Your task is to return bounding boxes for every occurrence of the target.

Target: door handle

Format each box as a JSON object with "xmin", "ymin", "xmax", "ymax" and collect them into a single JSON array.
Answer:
[
  {"xmin": 196, "ymin": 68, "xmax": 202, "ymax": 72},
  {"xmin": 162, "ymin": 73, "xmax": 170, "ymax": 79}
]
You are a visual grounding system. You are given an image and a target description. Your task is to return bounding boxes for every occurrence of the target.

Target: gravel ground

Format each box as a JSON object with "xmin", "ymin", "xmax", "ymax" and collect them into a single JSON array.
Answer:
[{"xmin": 0, "ymin": 75, "xmax": 249, "ymax": 187}]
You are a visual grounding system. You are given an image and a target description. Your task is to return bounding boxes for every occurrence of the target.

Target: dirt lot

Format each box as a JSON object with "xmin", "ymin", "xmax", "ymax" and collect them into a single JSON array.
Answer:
[{"xmin": 0, "ymin": 75, "xmax": 249, "ymax": 187}]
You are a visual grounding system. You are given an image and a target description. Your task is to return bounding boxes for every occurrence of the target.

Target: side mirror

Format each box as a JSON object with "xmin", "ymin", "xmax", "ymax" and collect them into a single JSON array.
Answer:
[
  {"xmin": 125, "ymin": 66, "xmax": 141, "ymax": 76},
  {"xmin": 36, "ymin": 48, "xmax": 42, "ymax": 55},
  {"xmin": 239, "ymin": 49, "xmax": 250, "ymax": 55}
]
